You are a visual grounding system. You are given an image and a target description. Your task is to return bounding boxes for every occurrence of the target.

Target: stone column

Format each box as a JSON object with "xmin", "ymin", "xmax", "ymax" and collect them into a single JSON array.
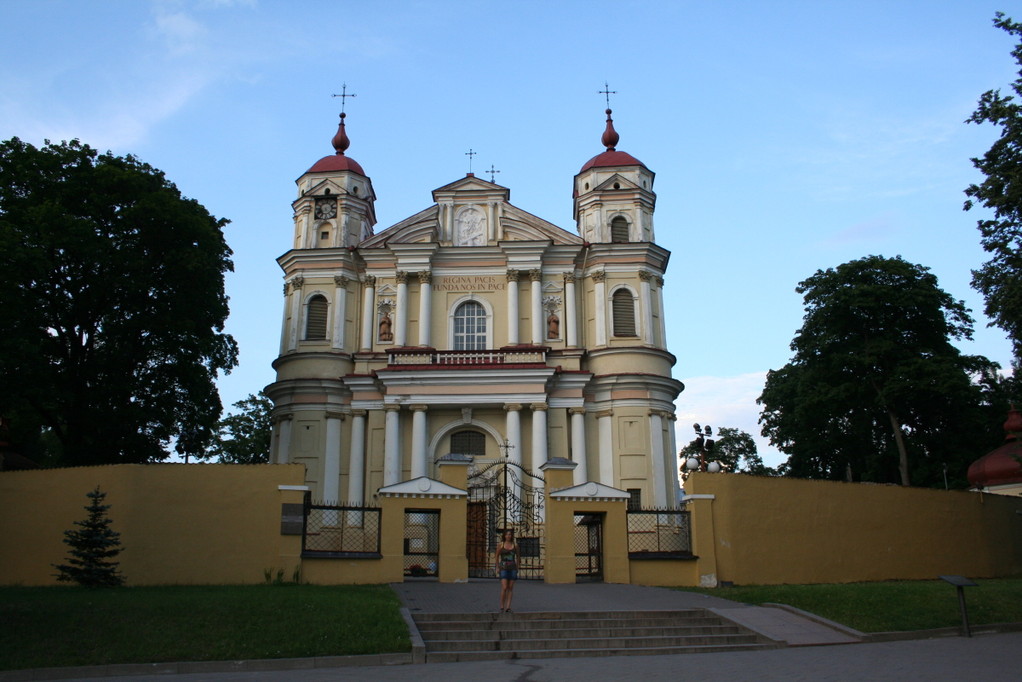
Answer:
[
  {"xmin": 410, "ymin": 405, "xmax": 429, "ymax": 479},
  {"xmin": 360, "ymin": 275, "xmax": 376, "ymax": 351},
  {"xmin": 332, "ymin": 275, "xmax": 349, "ymax": 350},
  {"xmin": 506, "ymin": 269, "xmax": 520, "ymax": 345},
  {"xmin": 530, "ymin": 403, "xmax": 548, "ymax": 471},
  {"xmin": 570, "ymin": 407, "xmax": 588, "ymax": 485},
  {"xmin": 656, "ymin": 276, "xmax": 668, "ymax": 350},
  {"xmin": 505, "ymin": 403, "xmax": 523, "ymax": 522},
  {"xmin": 346, "ymin": 410, "xmax": 367, "ymax": 505},
  {"xmin": 275, "ymin": 415, "xmax": 292, "ymax": 464},
  {"xmin": 639, "ymin": 271, "xmax": 654, "ymax": 345},
  {"xmin": 287, "ymin": 275, "xmax": 304, "ymax": 351},
  {"xmin": 596, "ymin": 409, "xmax": 614, "ymax": 485},
  {"xmin": 529, "ymin": 269, "xmax": 543, "ymax": 345},
  {"xmin": 323, "ymin": 412, "xmax": 344, "ymax": 504},
  {"xmin": 279, "ymin": 282, "xmax": 291, "ymax": 355},
  {"xmin": 648, "ymin": 410, "xmax": 668, "ymax": 508},
  {"xmin": 384, "ymin": 405, "xmax": 402, "ymax": 485},
  {"xmin": 667, "ymin": 412, "xmax": 681, "ymax": 507},
  {"xmin": 592, "ymin": 271, "xmax": 607, "ymax": 346},
  {"xmin": 418, "ymin": 271, "xmax": 432, "ymax": 347},
  {"xmin": 395, "ymin": 271, "xmax": 408, "ymax": 347},
  {"xmin": 564, "ymin": 273, "xmax": 578, "ymax": 347}
]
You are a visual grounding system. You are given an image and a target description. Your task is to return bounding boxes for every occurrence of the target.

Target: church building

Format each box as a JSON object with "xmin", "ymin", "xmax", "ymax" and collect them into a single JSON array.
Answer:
[{"xmin": 266, "ymin": 105, "xmax": 685, "ymax": 513}]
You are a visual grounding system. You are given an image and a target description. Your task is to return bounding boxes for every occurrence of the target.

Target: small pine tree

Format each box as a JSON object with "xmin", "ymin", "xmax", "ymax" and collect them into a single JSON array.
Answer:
[{"xmin": 53, "ymin": 486, "xmax": 125, "ymax": 587}]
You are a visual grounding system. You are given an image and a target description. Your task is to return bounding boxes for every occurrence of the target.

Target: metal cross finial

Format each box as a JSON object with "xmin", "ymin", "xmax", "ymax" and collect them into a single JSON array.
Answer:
[
  {"xmin": 598, "ymin": 81, "xmax": 617, "ymax": 109},
  {"xmin": 331, "ymin": 83, "xmax": 357, "ymax": 114},
  {"xmin": 465, "ymin": 148, "xmax": 477, "ymax": 173},
  {"xmin": 499, "ymin": 439, "xmax": 514, "ymax": 459},
  {"xmin": 487, "ymin": 164, "xmax": 501, "ymax": 184}
]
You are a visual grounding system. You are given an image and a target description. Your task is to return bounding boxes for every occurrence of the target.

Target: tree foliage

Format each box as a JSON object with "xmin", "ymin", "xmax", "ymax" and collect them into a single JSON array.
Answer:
[
  {"xmin": 200, "ymin": 392, "xmax": 273, "ymax": 464},
  {"xmin": 0, "ymin": 138, "xmax": 238, "ymax": 465},
  {"xmin": 53, "ymin": 487, "xmax": 125, "ymax": 587},
  {"xmin": 679, "ymin": 425, "xmax": 774, "ymax": 476},
  {"xmin": 758, "ymin": 255, "xmax": 1002, "ymax": 487},
  {"xmin": 965, "ymin": 12, "xmax": 1022, "ymax": 369}
]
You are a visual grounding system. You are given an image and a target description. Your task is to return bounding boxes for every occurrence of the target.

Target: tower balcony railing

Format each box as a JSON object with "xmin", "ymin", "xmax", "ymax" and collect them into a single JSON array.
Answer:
[{"xmin": 387, "ymin": 347, "xmax": 547, "ymax": 368}]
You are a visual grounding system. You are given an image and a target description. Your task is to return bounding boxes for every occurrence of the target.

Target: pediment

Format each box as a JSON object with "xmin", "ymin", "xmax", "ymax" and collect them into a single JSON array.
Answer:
[
  {"xmin": 593, "ymin": 173, "xmax": 641, "ymax": 192},
  {"xmin": 377, "ymin": 476, "xmax": 467, "ymax": 497},
  {"xmin": 303, "ymin": 178, "xmax": 349, "ymax": 197},
  {"xmin": 360, "ymin": 206, "xmax": 440, "ymax": 247},
  {"xmin": 432, "ymin": 175, "xmax": 510, "ymax": 202},
  {"xmin": 549, "ymin": 481, "xmax": 630, "ymax": 500},
  {"xmin": 500, "ymin": 205, "xmax": 582, "ymax": 245}
]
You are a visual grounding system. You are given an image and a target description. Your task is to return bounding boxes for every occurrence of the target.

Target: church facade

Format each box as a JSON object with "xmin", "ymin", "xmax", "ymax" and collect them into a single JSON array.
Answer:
[{"xmin": 266, "ymin": 107, "xmax": 684, "ymax": 511}]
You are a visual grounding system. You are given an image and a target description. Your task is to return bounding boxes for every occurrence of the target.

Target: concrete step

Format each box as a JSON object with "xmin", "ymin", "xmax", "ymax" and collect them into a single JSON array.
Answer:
[
  {"xmin": 427, "ymin": 632, "xmax": 764, "ymax": 652},
  {"xmin": 427, "ymin": 642, "xmax": 777, "ymax": 663},
  {"xmin": 412, "ymin": 609, "xmax": 779, "ymax": 662}
]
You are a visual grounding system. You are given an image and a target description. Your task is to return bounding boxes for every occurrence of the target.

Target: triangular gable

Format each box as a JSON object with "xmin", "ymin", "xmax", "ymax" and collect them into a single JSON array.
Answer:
[
  {"xmin": 593, "ymin": 173, "xmax": 641, "ymax": 192},
  {"xmin": 303, "ymin": 178, "xmax": 349, "ymax": 197},
  {"xmin": 432, "ymin": 174, "xmax": 508, "ymax": 195},
  {"xmin": 500, "ymin": 204, "xmax": 582, "ymax": 245},
  {"xmin": 360, "ymin": 206, "xmax": 440, "ymax": 247},
  {"xmin": 377, "ymin": 476, "xmax": 467, "ymax": 497},
  {"xmin": 549, "ymin": 481, "xmax": 630, "ymax": 501}
]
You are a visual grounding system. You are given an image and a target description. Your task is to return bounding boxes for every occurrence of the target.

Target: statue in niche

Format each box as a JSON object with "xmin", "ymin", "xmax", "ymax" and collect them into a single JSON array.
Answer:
[
  {"xmin": 379, "ymin": 313, "xmax": 393, "ymax": 341},
  {"xmin": 455, "ymin": 206, "xmax": 486, "ymax": 246},
  {"xmin": 547, "ymin": 311, "xmax": 560, "ymax": 339}
]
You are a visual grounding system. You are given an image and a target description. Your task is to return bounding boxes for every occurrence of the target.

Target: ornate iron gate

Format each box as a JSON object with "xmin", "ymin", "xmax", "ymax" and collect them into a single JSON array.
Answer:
[
  {"xmin": 466, "ymin": 459, "xmax": 545, "ymax": 580},
  {"xmin": 404, "ymin": 509, "xmax": 440, "ymax": 578}
]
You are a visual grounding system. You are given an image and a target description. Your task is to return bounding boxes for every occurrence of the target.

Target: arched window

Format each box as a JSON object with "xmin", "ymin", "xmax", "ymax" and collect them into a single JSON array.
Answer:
[
  {"xmin": 453, "ymin": 301, "xmax": 487, "ymax": 350},
  {"xmin": 450, "ymin": 430, "xmax": 485, "ymax": 458},
  {"xmin": 304, "ymin": 295, "xmax": 328, "ymax": 340},
  {"xmin": 611, "ymin": 216, "xmax": 629, "ymax": 243},
  {"xmin": 611, "ymin": 288, "xmax": 636, "ymax": 337}
]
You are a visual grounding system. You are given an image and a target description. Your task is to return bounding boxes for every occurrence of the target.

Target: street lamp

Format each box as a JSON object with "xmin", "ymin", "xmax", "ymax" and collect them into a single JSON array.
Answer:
[{"xmin": 684, "ymin": 423, "xmax": 722, "ymax": 474}]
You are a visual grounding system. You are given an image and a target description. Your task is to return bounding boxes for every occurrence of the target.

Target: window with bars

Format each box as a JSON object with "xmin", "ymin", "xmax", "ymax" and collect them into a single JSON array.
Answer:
[
  {"xmin": 305, "ymin": 295, "xmax": 328, "ymax": 340},
  {"xmin": 611, "ymin": 216, "xmax": 629, "ymax": 243},
  {"xmin": 451, "ymin": 430, "xmax": 485, "ymax": 458},
  {"xmin": 611, "ymin": 288, "xmax": 636, "ymax": 337},
  {"xmin": 453, "ymin": 301, "xmax": 487, "ymax": 350}
]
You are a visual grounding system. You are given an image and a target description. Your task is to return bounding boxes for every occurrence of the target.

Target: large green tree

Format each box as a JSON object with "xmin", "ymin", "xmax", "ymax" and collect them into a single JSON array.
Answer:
[
  {"xmin": 758, "ymin": 255, "xmax": 1000, "ymax": 487},
  {"xmin": 0, "ymin": 138, "xmax": 238, "ymax": 466},
  {"xmin": 200, "ymin": 392, "xmax": 272, "ymax": 464},
  {"xmin": 965, "ymin": 12, "xmax": 1022, "ymax": 369}
]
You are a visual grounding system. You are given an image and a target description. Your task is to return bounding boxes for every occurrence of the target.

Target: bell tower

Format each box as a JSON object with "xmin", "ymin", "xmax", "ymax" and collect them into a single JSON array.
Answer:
[
  {"xmin": 573, "ymin": 108, "xmax": 656, "ymax": 244},
  {"xmin": 292, "ymin": 112, "xmax": 377, "ymax": 250}
]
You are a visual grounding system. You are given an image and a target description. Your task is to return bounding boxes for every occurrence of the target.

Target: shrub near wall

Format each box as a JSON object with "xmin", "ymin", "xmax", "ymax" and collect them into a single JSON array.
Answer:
[
  {"xmin": 0, "ymin": 464, "xmax": 306, "ymax": 586},
  {"xmin": 686, "ymin": 473, "xmax": 1022, "ymax": 586}
]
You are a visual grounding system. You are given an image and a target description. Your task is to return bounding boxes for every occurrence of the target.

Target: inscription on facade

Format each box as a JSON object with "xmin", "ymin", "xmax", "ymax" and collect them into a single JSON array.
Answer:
[{"xmin": 432, "ymin": 275, "xmax": 506, "ymax": 291}]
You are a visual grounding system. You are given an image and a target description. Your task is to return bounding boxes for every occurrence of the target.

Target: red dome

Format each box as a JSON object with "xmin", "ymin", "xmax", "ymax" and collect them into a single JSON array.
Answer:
[
  {"xmin": 579, "ymin": 149, "xmax": 645, "ymax": 173},
  {"xmin": 306, "ymin": 154, "xmax": 366, "ymax": 176},
  {"xmin": 968, "ymin": 406, "xmax": 1022, "ymax": 488}
]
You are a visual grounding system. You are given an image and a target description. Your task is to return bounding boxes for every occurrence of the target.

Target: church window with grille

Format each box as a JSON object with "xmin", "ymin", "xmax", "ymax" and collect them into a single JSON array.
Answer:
[
  {"xmin": 611, "ymin": 216, "xmax": 629, "ymax": 243},
  {"xmin": 453, "ymin": 301, "xmax": 487, "ymax": 350},
  {"xmin": 612, "ymin": 288, "xmax": 636, "ymax": 337},
  {"xmin": 304, "ymin": 295, "xmax": 328, "ymax": 340},
  {"xmin": 451, "ymin": 430, "xmax": 485, "ymax": 458}
]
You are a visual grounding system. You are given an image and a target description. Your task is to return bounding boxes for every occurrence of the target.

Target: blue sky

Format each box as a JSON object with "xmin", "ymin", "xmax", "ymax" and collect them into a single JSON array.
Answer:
[{"xmin": 1, "ymin": 0, "xmax": 1016, "ymax": 467}]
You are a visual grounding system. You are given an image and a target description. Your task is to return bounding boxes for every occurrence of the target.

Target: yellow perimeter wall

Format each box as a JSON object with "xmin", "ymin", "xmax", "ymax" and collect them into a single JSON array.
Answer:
[
  {"xmin": 3, "ymin": 465, "xmax": 1022, "ymax": 587},
  {"xmin": 685, "ymin": 473, "xmax": 1022, "ymax": 586},
  {"xmin": 0, "ymin": 464, "xmax": 306, "ymax": 586}
]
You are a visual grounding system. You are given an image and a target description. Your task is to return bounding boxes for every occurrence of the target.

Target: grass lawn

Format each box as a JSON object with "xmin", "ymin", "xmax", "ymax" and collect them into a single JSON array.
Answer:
[
  {"xmin": 0, "ymin": 584, "xmax": 409, "ymax": 672},
  {"xmin": 680, "ymin": 578, "xmax": 1022, "ymax": 633}
]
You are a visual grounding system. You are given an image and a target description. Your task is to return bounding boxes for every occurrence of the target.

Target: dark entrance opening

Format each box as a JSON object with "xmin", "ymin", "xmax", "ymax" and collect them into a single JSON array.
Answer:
[{"xmin": 574, "ymin": 512, "xmax": 604, "ymax": 582}]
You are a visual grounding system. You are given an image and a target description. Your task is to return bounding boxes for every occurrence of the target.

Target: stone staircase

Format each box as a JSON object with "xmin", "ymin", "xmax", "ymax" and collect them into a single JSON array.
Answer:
[{"xmin": 411, "ymin": 609, "xmax": 780, "ymax": 662}]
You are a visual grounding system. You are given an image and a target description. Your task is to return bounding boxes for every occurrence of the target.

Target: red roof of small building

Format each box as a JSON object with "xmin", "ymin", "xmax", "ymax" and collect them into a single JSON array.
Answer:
[{"xmin": 968, "ymin": 407, "xmax": 1022, "ymax": 488}]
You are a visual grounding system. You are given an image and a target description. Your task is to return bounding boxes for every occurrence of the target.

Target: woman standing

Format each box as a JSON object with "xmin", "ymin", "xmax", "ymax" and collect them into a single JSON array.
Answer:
[{"xmin": 495, "ymin": 529, "xmax": 519, "ymax": 613}]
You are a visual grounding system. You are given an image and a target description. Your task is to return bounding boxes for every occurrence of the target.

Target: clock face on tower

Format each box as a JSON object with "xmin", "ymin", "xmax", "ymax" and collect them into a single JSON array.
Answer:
[{"xmin": 315, "ymin": 199, "xmax": 337, "ymax": 219}]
